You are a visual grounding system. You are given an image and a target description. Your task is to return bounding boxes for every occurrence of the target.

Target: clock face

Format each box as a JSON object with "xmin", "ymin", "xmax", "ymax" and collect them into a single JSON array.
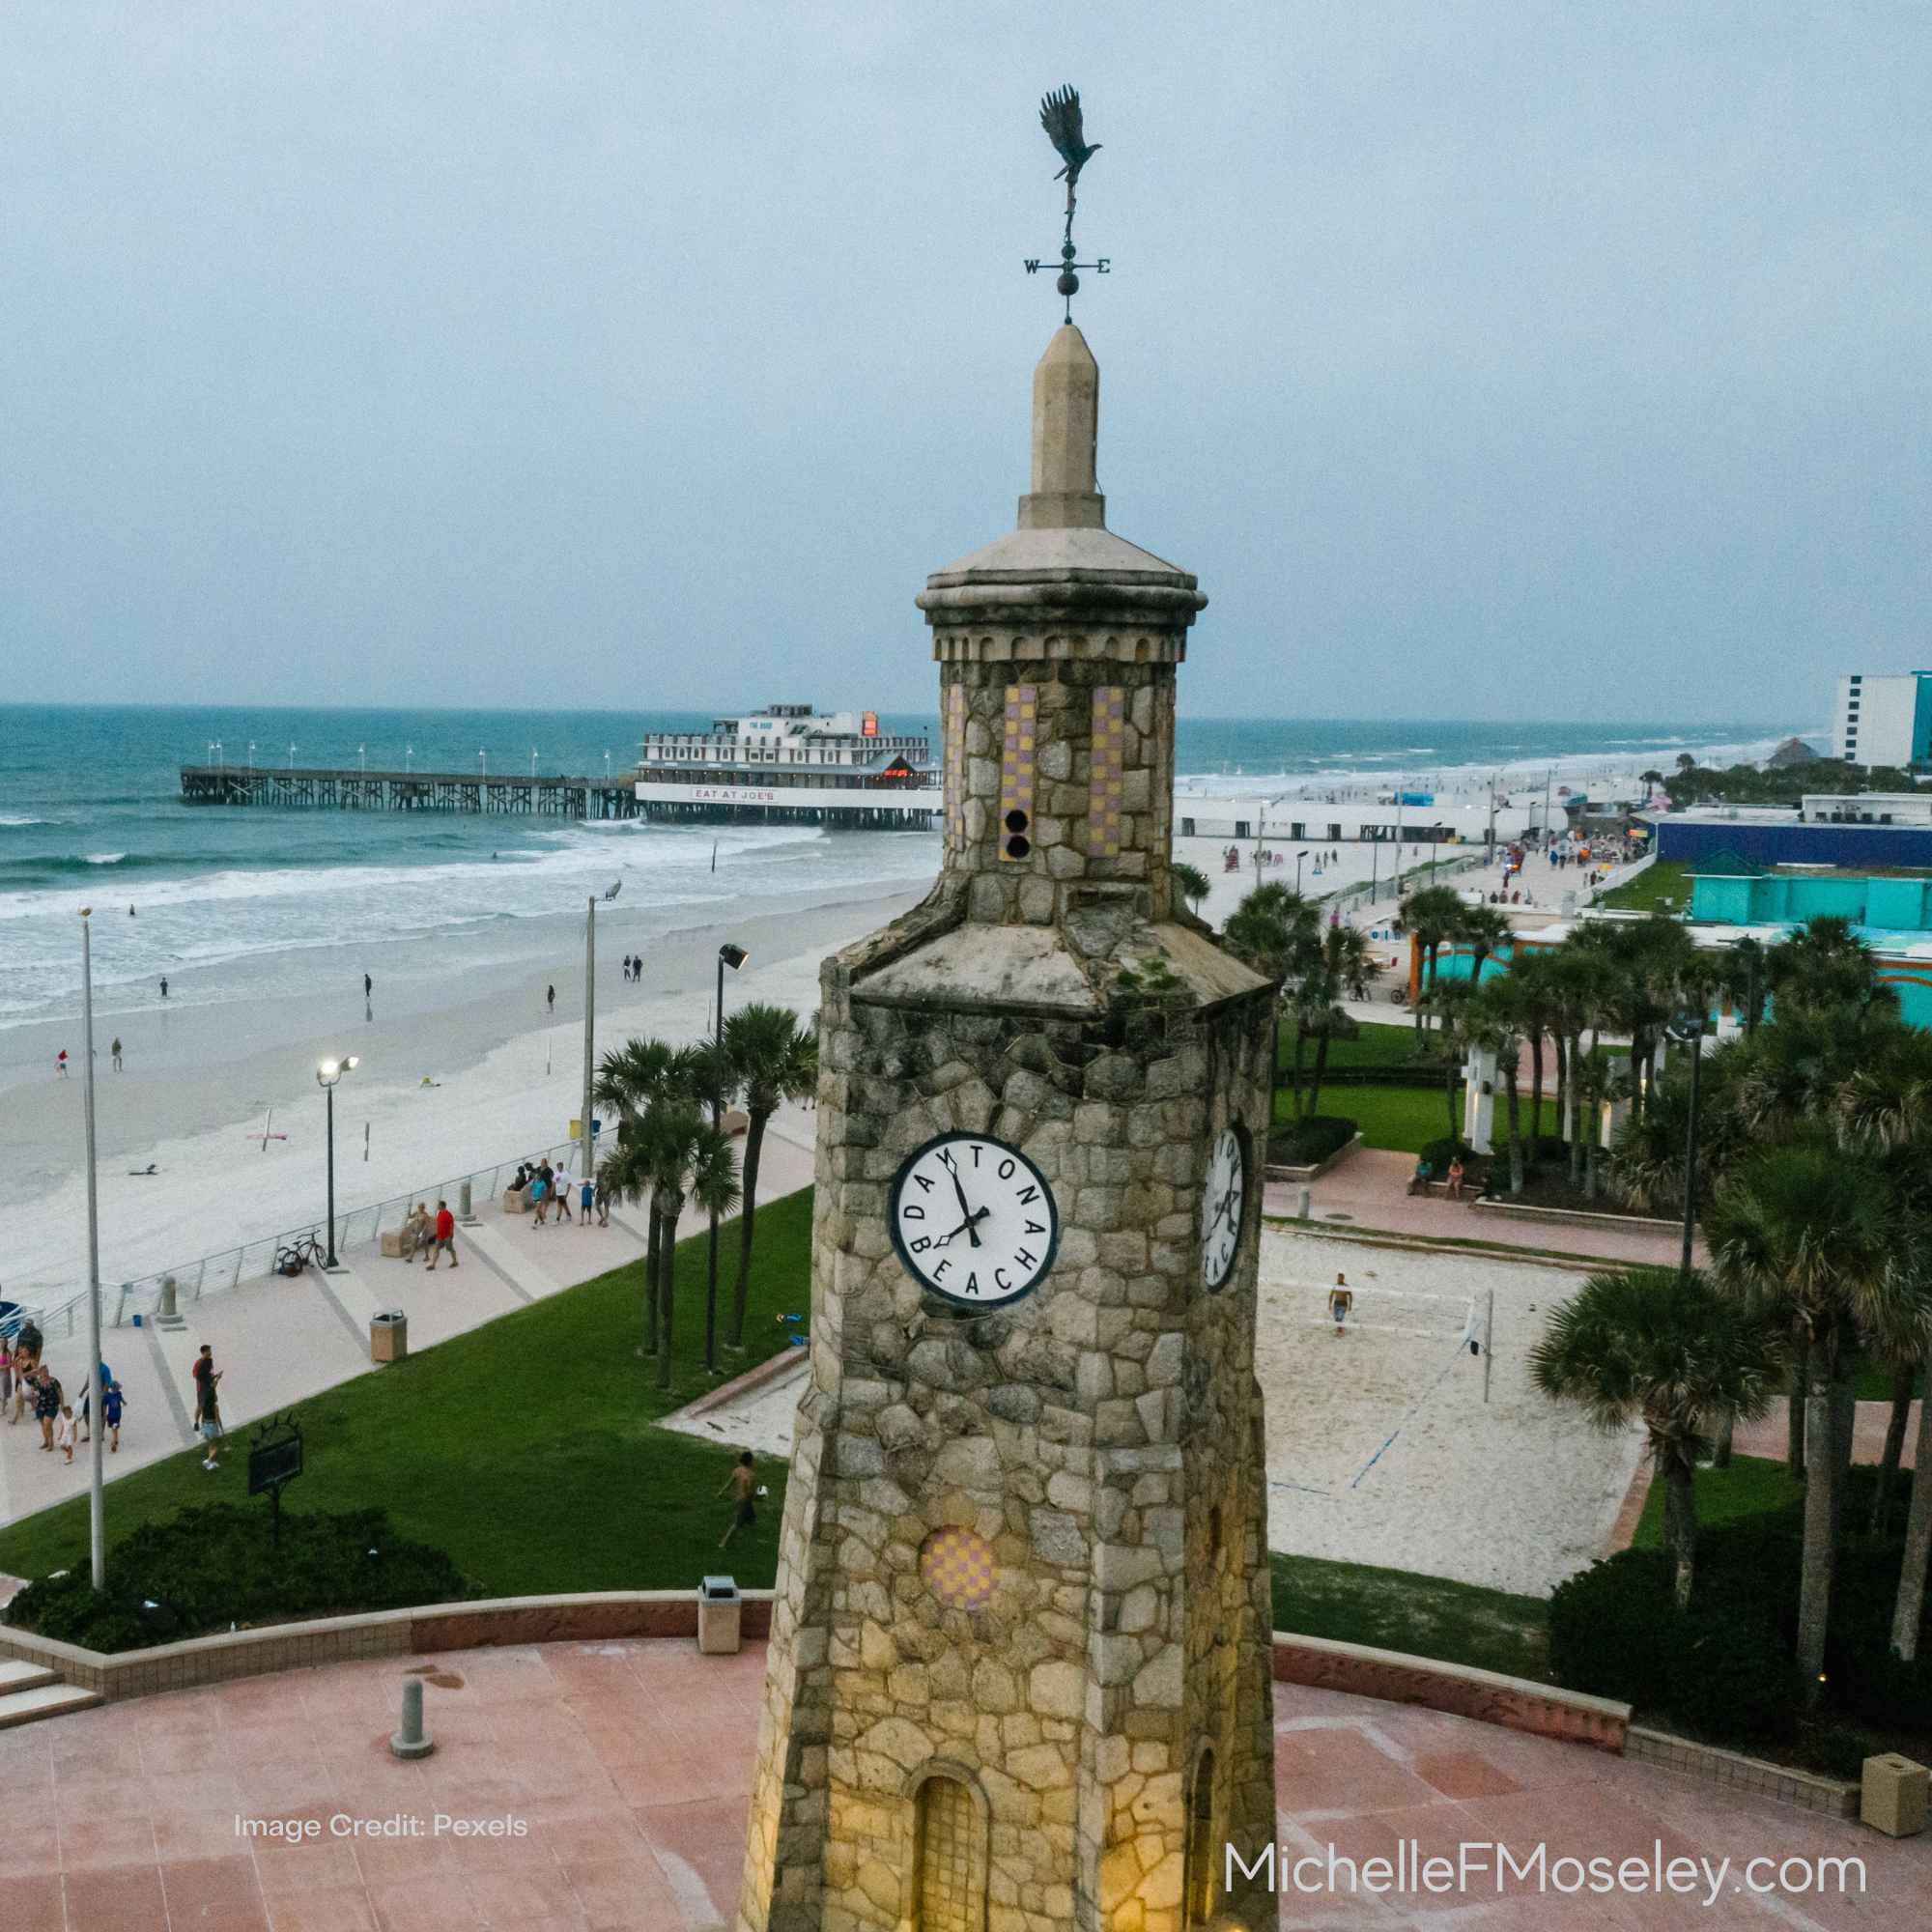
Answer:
[
  {"xmin": 889, "ymin": 1132, "xmax": 1060, "ymax": 1309},
  {"xmin": 1200, "ymin": 1125, "xmax": 1246, "ymax": 1290}
]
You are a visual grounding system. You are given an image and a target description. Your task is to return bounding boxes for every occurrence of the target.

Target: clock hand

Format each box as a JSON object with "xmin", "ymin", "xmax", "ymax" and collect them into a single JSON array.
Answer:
[
  {"xmin": 933, "ymin": 1207, "xmax": 990, "ymax": 1248},
  {"xmin": 946, "ymin": 1168, "xmax": 983, "ymax": 1248}
]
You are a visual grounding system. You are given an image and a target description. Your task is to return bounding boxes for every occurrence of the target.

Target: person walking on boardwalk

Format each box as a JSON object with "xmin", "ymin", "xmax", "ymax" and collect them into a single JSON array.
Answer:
[
  {"xmin": 719, "ymin": 1451, "xmax": 758, "ymax": 1548},
  {"xmin": 579, "ymin": 1173, "xmax": 594, "ymax": 1229},
  {"xmin": 191, "ymin": 1344, "xmax": 224, "ymax": 1466},
  {"xmin": 102, "ymin": 1378, "xmax": 125, "ymax": 1452},
  {"xmin": 54, "ymin": 1400, "xmax": 76, "ymax": 1465},
  {"xmin": 425, "ymin": 1199, "xmax": 459, "ymax": 1270}
]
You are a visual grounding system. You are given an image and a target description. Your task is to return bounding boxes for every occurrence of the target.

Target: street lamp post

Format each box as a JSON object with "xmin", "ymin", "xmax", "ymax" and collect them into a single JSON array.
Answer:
[
  {"xmin": 288, "ymin": 742, "xmax": 297, "ymax": 771},
  {"xmin": 1294, "ymin": 848, "xmax": 1310, "ymax": 895},
  {"xmin": 79, "ymin": 908, "xmax": 105, "ymax": 1591},
  {"xmin": 1664, "ymin": 1011, "xmax": 1706, "ymax": 1279},
  {"xmin": 709, "ymin": 943, "xmax": 749, "ymax": 1369},
  {"xmin": 247, "ymin": 740, "xmax": 256, "ymax": 771},
  {"xmin": 359, "ymin": 745, "xmax": 366, "ymax": 773},
  {"xmin": 531, "ymin": 749, "xmax": 538, "ymax": 780},
  {"xmin": 316, "ymin": 1055, "xmax": 359, "ymax": 1270},
  {"xmin": 405, "ymin": 744, "xmax": 413, "ymax": 774}
]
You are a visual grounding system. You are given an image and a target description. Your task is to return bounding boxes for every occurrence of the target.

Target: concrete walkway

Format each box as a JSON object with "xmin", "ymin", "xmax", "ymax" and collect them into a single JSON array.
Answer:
[
  {"xmin": 1266, "ymin": 1148, "xmax": 1695, "ymax": 1268},
  {"xmin": 0, "ymin": 1112, "xmax": 817, "ymax": 1533},
  {"xmin": 2, "ymin": 1635, "xmax": 1924, "ymax": 1929}
]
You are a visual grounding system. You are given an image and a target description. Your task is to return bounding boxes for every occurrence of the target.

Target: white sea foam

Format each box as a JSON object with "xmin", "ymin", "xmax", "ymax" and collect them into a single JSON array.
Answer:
[
  {"xmin": 0, "ymin": 815, "xmax": 50, "ymax": 828},
  {"xmin": 84, "ymin": 852, "xmax": 128, "ymax": 865}
]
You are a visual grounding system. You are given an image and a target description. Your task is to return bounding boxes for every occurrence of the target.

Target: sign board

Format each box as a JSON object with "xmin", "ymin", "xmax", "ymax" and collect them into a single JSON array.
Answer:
[{"xmin": 248, "ymin": 1429, "xmax": 303, "ymax": 1496}]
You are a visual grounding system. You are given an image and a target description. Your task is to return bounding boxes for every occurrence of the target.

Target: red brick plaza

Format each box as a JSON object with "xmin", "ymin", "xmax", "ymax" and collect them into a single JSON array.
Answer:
[{"xmin": 2, "ymin": 1636, "xmax": 1927, "ymax": 1929}]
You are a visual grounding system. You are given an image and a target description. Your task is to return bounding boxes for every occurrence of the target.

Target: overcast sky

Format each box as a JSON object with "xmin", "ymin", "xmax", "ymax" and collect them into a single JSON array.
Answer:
[{"xmin": 3, "ymin": 4, "xmax": 1925, "ymax": 724}]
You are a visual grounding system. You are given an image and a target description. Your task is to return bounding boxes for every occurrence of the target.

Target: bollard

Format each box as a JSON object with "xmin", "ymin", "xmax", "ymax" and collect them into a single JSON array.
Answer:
[
  {"xmin": 157, "ymin": 1276, "xmax": 178, "ymax": 1321},
  {"xmin": 390, "ymin": 1678, "xmax": 434, "ymax": 1760},
  {"xmin": 458, "ymin": 1179, "xmax": 476, "ymax": 1225},
  {"xmin": 1296, "ymin": 1187, "xmax": 1311, "ymax": 1222}
]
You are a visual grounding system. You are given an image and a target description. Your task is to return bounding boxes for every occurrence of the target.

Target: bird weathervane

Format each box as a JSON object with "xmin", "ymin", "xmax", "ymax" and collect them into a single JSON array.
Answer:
[{"xmin": 1028, "ymin": 84, "xmax": 1109, "ymax": 323}]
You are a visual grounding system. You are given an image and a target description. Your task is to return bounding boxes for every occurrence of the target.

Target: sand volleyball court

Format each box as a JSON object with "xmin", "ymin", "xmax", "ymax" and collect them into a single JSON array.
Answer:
[{"xmin": 1257, "ymin": 1228, "xmax": 1644, "ymax": 1597}]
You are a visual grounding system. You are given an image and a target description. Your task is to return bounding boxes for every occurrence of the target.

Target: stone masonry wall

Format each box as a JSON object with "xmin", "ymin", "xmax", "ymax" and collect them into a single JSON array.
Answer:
[
  {"xmin": 736, "ymin": 912, "xmax": 1277, "ymax": 1932},
  {"xmin": 934, "ymin": 652, "xmax": 1178, "ymax": 927}
]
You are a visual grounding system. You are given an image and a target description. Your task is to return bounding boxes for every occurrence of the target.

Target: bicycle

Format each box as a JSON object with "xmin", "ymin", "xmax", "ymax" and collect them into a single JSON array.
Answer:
[{"xmin": 273, "ymin": 1234, "xmax": 327, "ymax": 1277}]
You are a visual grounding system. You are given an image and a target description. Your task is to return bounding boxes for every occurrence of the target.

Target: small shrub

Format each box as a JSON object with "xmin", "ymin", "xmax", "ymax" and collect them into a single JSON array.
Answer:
[
  {"xmin": 1417, "ymin": 1135, "xmax": 1473, "ymax": 1172},
  {"xmin": 7, "ymin": 1505, "xmax": 479, "ymax": 1653},
  {"xmin": 1548, "ymin": 1548, "xmax": 1800, "ymax": 1744},
  {"xmin": 1268, "ymin": 1116, "xmax": 1357, "ymax": 1167}
]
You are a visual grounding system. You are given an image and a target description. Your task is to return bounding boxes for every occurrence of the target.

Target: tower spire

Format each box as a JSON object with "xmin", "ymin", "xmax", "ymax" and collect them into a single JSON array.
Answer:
[{"xmin": 1018, "ymin": 324, "xmax": 1105, "ymax": 530}]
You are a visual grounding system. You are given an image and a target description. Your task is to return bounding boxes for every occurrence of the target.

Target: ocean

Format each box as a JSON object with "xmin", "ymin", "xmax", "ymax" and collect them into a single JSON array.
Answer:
[{"xmin": 0, "ymin": 704, "xmax": 1806, "ymax": 1032}]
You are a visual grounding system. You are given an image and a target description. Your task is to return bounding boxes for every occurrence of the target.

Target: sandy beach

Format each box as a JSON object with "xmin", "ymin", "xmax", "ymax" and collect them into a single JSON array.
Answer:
[{"xmin": 1, "ymin": 885, "xmax": 923, "ymax": 1314}]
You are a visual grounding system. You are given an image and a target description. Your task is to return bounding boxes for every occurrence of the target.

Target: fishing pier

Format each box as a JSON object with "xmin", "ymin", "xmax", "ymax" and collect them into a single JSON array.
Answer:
[{"xmin": 179, "ymin": 764, "xmax": 642, "ymax": 819}]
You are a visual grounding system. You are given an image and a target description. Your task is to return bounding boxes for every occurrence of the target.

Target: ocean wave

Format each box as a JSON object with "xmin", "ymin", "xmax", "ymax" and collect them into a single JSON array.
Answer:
[
  {"xmin": 85, "ymin": 852, "xmax": 128, "ymax": 866},
  {"xmin": 0, "ymin": 815, "xmax": 52, "ymax": 828}
]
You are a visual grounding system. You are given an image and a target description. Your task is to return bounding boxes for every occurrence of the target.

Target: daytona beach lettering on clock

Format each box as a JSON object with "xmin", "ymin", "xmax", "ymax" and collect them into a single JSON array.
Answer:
[{"xmin": 889, "ymin": 1132, "xmax": 1061, "ymax": 1308}]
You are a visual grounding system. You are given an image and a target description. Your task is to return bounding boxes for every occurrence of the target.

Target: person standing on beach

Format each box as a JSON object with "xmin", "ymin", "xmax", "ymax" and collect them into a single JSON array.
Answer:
[
  {"xmin": 719, "ymin": 1451, "xmax": 758, "ymax": 1548},
  {"xmin": 110, "ymin": 1037, "xmax": 123, "ymax": 1070},
  {"xmin": 159, "ymin": 976, "xmax": 168, "ymax": 999},
  {"xmin": 363, "ymin": 973, "xmax": 372, "ymax": 1001},
  {"xmin": 55, "ymin": 1050, "xmax": 68, "ymax": 1077},
  {"xmin": 547, "ymin": 983, "xmax": 555, "ymax": 1016},
  {"xmin": 425, "ymin": 1199, "xmax": 458, "ymax": 1270}
]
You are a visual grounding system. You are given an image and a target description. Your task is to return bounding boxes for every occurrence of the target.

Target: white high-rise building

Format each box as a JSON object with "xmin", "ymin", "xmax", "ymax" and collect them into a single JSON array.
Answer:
[{"xmin": 1833, "ymin": 671, "xmax": 1932, "ymax": 769}]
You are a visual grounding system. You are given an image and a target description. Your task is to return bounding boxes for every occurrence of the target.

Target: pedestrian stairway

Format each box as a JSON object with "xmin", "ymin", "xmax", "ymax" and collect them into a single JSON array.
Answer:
[{"xmin": 0, "ymin": 1656, "xmax": 100, "ymax": 1728}]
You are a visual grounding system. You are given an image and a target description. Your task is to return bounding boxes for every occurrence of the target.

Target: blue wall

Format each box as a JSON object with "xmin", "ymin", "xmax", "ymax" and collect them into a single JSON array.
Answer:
[
  {"xmin": 1650, "ymin": 819, "xmax": 1932, "ymax": 868},
  {"xmin": 1689, "ymin": 873, "xmax": 1932, "ymax": 929}
]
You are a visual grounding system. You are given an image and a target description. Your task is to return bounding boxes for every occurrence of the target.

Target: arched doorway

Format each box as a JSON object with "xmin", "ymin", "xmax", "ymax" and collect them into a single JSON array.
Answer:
[
  {"xmin": 1184, "ymin": 1747, "xmax": 1216, "ymax": 1927},
  {"xmin": 912, "ymin": 1766, "xmax": 988, "ymax": 1932}
]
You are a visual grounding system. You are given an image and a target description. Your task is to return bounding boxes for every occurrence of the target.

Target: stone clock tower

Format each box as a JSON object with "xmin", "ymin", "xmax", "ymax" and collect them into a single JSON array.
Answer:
[{"xmin": 736, "ymin": 324, "xmax": 1279, "ymax": 1932}]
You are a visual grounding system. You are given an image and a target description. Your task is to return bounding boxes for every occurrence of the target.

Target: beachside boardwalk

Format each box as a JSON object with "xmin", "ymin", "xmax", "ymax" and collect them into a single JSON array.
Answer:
[
  {"xmin": 0, "ymin": 1637, "xmax": 1923, "ymax": 1930},
  {"xmin": 0, "ymin": 1115, "xmax": 816, "ymax": 1532}
]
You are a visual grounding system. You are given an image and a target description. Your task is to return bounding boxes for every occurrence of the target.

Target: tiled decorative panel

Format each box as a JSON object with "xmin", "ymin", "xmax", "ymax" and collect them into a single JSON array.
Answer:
[
  {"xmin": 919, "ymin": 1525, "xmax": 996, "ymax": 1611},
  {"xmin": 944, "ymin": 680, "xmax": 966, "ymax": 850},
  {"xmin": 1089, "ymin": 686, "xmax": 1126, "ymax": 856},
  {"xmin": 998, "ymin": 685, "xmax": 1037, "ymax": 858}
]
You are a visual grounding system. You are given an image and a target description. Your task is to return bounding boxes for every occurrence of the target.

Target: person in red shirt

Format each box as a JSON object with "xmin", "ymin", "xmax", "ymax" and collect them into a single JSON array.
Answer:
[{"xmin": 426, "ymin": 1199, "xmax": 459, "ymax": 1271}]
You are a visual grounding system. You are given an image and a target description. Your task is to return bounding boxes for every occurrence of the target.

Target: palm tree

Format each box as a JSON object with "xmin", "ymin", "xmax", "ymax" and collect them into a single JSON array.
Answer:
[
  {"xmin": 595, "ymin": 1037, "xmax": 702, "ymax": 1356},
  {"xmin": 1420, "ymin": 978, "xmax": 1477, "ymax": 1139},
  {"xmin": 1300, "ymin": 924, "xmax": 1373, "ymax": 1120},
  {"xmin": 1704, "ymin": 1142, "xmax": 1906, "ymax": 1699},
  {"xmin": 1459, "ymin": 902, "xmax": 1512, "ymax": 988},
  {"xmin": 1398, "ymin": 885, "xmax": 1465, "ymax": 1054},
  {"xmin": 1225, "ymin": 884, "xmax": 1321, "ymax": 1112},
  {"xmin": 1171, "ymin": 860, "xmax": 1212, "ymax": 915},
  {"xmin": 1530, "ymin": 1266, "xmax": 1782, "ymax": 1607},
  {"xmin": 723, "ymin": 1004, "xmax": 818, "ymax": 1350},
  {"xmin": 638, "ymin": 1101, "xmax": 740, "ymax": 1388},
  {"xmin": 1767, "ymin": 916, "xmax": 1899, "ymax": 1028}
]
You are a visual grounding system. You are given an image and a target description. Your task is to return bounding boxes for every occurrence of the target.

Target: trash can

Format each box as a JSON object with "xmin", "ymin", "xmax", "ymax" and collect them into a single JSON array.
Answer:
[
  {"xmin": 370, "ymin": 1311, "xmax": 408, "ymax": 1364},
  {"xmin": 1862, "ymin": 1754, "xmax": 1929, "ymax": 1837},
  {"xmin": 697, "ymin": 1575, "xmax": 741, "ymax": 1656}
]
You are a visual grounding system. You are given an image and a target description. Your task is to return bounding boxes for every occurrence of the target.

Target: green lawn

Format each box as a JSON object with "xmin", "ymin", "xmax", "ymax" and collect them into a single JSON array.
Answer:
[
  {"xmin": 1278, "ymin": 1079, "xmax": 1459, "ymax": 1154},
  {"xmin": 1598, "ymin": 862, "xmax": 1690, "ymax": 914},
  {"xmin": 1279, "ymin": 1019, "xmax": 1428, "ymax": 1072},
  {"xmin": 1270, "ymin": 1552, "xmax": 1548, "ymax": 1682},
  {"xmin": 1631, "ymin": 1453, "xmax": 1804, "ymax": 1548},
  {"xmin": 0, "ymin": 1191, "xmax": 817, "ymax": 1597}
]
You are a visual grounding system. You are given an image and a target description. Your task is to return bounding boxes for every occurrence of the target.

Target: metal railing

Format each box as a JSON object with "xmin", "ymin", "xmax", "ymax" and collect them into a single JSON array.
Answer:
[
  {"xmin": 19, "ymin": 1140, "xmax": 580, "ymax": 1339},
  {"xmin": 1321, "ymin": 849, "xmax": 1487, "ymax": 921}
]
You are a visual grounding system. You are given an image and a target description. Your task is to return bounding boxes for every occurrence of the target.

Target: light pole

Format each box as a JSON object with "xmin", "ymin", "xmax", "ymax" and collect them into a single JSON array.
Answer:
[
  {"xmin": 479, "ymin": 750, "xmax": 487, "ymax": 781},
  {"xmin": 78, "ymin": 907, "xmax": 105, "ymax": 1591},
  {"xmin": 1664, "ymin": 1010, "xmax": 1705, "ymax": 1279},
  {"xmin": 359, "ymin": 744, "xmax": 366, "ymax": 773},
  {"xmin": 1294, "ymin": 848, "xmax": 1310, "ymax": 895},
  {"xmin": 709, "ymin": 943, "xmax": 749, "ymax": 1369},
  {"xmin": 288, "ymin": 741, "xmax": 297, "ymax": 771},
  {"xmin": 531, "ymin": 749, "xmax": 538, "ymax": 779},
  {"xmin": 316, "ymin": 1055, "xmax": 359, "ymax": 1270},
  {"xmin": 604, "ymin": 751, "xmax": 611, "ymax": 780},
  {"xmin": 247, "ymin": 739, "xmax": 256, "ymax": 771},
  {"xmin": 405, "ymin": 744, "xmax": 413, "ymax": 774}
]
